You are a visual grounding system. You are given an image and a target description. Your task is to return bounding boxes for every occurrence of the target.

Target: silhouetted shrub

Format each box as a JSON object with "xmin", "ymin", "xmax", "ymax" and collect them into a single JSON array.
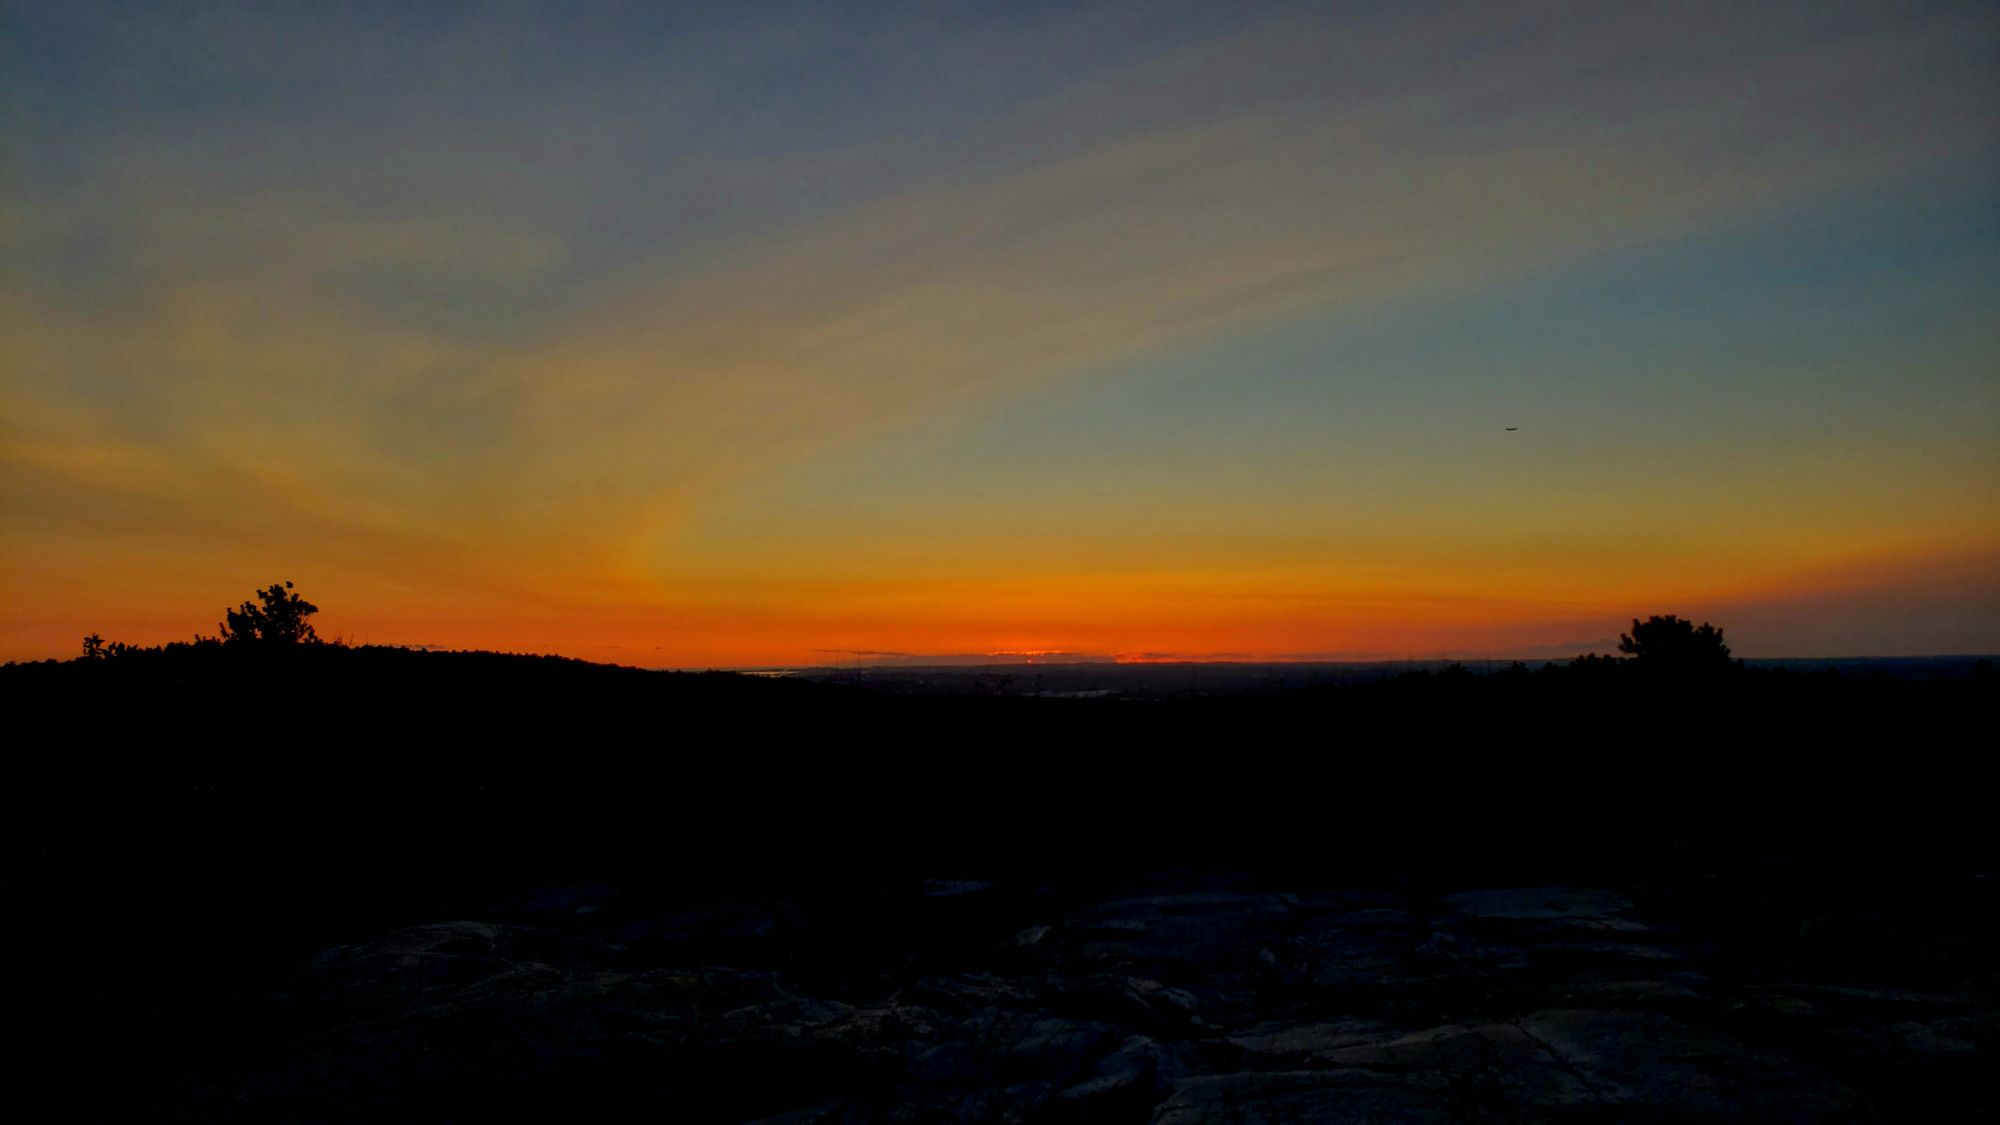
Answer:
[
  {"xmin": 1617, "ymin": 615, "xmax": 1737, "ymax": 674},
  {"xmin": 220, "ymin": 581, "xmax": 323, "ymax": 647}
]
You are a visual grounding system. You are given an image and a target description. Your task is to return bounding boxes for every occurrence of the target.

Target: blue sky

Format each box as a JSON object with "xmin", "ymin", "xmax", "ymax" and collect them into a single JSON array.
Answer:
[{"xmin": 5, "ymin": 1, "xmax": 1996, "ymax": 662}]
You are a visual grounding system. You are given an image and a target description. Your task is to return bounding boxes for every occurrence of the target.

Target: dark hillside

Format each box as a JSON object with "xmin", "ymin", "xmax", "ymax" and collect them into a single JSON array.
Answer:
[{"xmin": 5, "ymin": 648, "xmax": 1995, "ymax": 1120}]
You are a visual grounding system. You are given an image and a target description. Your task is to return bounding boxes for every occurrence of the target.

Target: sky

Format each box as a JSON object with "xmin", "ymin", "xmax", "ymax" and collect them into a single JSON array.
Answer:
[{"xmin": 4, "ymin": 0, "xmax": 1997, "ymax": 666}]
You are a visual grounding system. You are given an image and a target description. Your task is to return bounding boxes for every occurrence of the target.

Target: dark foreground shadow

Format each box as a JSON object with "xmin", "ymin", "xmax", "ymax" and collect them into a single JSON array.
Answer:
[{"xmin": 4, "ymin": 648, "xmax": 1994, "ymax": 1121}]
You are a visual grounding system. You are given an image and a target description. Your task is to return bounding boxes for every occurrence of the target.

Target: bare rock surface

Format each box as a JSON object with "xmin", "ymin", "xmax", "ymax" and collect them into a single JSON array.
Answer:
[{"xmin": 170, "ymin": 871, "xmax": 1996, "ymax": 1122}]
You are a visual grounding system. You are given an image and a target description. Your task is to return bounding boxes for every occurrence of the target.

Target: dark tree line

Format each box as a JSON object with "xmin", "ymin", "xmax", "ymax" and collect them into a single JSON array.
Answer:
[
  {"xmin": 61, "ymin": 586, "xmax": 1742, "ymax": 676},
  {"xmin": 73, "ymin": 580, "xmax": 325, "ymax": 661}
]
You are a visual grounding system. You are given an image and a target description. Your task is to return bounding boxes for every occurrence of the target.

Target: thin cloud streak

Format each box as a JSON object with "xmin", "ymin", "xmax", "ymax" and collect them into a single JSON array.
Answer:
[
  {"xmin": 3, "ymin": 3, "xmax": 1996, "ymax": 661},
  {"xmin": 476, "ymin": 4, "xmax": 1993, "ymax": 584}
]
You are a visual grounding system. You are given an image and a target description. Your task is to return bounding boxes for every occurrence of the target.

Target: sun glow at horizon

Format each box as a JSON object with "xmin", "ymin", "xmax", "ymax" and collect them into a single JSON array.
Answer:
[{"xmin": 4, "ymin": 3, "xmax": 1997, "ymax": 664}]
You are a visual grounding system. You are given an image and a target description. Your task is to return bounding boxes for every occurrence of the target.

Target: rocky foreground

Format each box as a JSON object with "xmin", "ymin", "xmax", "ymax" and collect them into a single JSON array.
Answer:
[{"xmin": 163, "ymin": 864, "xmax": 1995, "ymax": 1122}]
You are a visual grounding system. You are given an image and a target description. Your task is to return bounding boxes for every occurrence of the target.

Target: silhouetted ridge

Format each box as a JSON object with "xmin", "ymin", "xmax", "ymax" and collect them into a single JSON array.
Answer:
[{"xmin": 5, "ymin": 587, "xmax": 1994, "ymax": 1121}]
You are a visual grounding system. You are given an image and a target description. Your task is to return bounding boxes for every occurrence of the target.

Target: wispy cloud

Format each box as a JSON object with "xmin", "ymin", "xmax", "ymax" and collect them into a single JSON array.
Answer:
[
  {"xmin": 453, "ymin": 3, "xmax": 1997, "ymax": 579},
  {"xmin": 4, "ymin": 2, "xmax": 1995, "ymax": 660}
]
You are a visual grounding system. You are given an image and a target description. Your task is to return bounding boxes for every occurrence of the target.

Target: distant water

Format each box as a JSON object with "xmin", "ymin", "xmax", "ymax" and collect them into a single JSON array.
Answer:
[
  {"xmin": 1741, "ymin": 656, "xmax": 1996, "ymax": 680},
  {"xmin": 774, "ymin": 655, "xmax": 1996, "ymax": 697}
]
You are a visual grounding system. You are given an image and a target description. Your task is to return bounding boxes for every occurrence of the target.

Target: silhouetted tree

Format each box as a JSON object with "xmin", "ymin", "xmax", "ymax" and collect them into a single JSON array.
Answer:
[
  {"xmin": 81, "ymin": 633, "xmax": 106, "ymax": 660},
  {"xmin": 220, "ymin": 581, "xmax": 322, "ymax": 647},
  {"xmin": 1617, "ymin": 615, "xmax": 1736, "ymax": 673}
]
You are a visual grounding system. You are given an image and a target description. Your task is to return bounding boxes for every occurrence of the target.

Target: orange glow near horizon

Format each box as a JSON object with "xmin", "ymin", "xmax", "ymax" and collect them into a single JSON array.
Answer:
[
  {"xmin": 5, "ymin": 5, "xmax": 1997, "ymax": 664},
  {"xmin": 6, "ymin": 538, "xmax": 1992, "ymax": 667}
]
